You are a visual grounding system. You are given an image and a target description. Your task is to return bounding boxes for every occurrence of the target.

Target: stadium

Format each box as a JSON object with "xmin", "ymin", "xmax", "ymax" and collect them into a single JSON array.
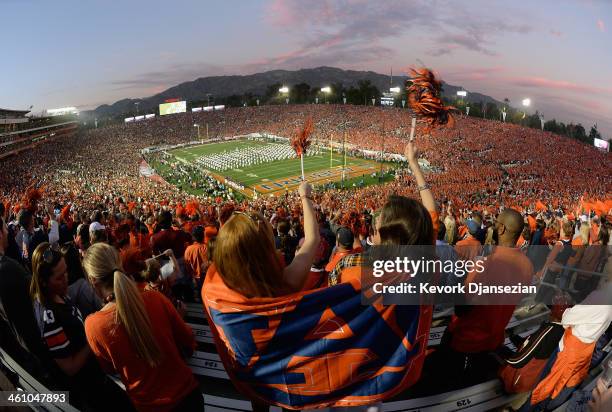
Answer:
[
  {"xmin": 1, "ymin": 100, "xmax": 611, "ymax": 412},
  {"xmin": 1, "ymin": 2, "xmax": 612, "ymax": 412}
]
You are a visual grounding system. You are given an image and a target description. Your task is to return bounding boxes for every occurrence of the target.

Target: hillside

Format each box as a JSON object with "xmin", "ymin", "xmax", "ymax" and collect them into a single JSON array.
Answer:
[{"xmin": 93, "ymin": 66, "xmax": 501, "ymax": 117}]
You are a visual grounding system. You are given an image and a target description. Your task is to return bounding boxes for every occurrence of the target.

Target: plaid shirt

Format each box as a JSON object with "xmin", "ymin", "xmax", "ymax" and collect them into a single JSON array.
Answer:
[{"xmin": 327, "ymin": 253, "xmax": 366, "ymax": 286}]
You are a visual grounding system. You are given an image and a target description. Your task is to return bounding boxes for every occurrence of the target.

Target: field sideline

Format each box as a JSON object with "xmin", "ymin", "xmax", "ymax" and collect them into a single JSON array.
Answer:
[{"xmin": 168, "ymin": 139, "xmax": 390, "ymax": 195}]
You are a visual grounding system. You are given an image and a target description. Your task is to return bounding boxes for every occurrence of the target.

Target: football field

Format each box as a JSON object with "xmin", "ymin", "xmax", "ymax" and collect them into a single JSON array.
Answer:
[{"xmin": 167, "ymin": 139, "xmax": 389, "ymax": 196}]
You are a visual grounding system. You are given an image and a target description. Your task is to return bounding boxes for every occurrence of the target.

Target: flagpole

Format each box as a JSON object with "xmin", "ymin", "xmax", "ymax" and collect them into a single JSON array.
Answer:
[
  {"xmin": 300, "ymin": 154, "xmax": 305, "ymax": 180},
  {"xmin": 330, "ymin": 134, "xmax": 333, "ymax": 169},
  {"xmin": 343, "ymin": 131, "xmax": 347, "ymax": 187}
]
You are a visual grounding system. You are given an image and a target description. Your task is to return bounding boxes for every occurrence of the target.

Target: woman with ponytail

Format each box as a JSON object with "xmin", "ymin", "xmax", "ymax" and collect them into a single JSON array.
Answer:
[
  {"xmin": 31, "ymin": 242, "xmax": 132, "ymax": 411},
  {"xmin": 83, "ymin": 242, "xmax": 201, "ymax": 412}
]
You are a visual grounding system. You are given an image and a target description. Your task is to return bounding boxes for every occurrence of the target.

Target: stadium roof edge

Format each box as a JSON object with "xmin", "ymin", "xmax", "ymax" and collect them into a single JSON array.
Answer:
[
  {"xmin": 0, "ymin": 120, "xmax": 77, "ymax": 138},
  {"xmin": 0, "ymin": 108, "xmax": 31, "ymax": 115}
]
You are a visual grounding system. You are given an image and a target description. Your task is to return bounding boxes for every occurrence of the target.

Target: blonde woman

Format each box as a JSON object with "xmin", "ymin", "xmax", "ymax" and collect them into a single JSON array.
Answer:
[
  {"xmin": 30, "ymin": 243, "xmax": 131, "ymax": 411},
  {"xmin": 83, "ymin": 243, "xmax": 201, "ymax": 412}
]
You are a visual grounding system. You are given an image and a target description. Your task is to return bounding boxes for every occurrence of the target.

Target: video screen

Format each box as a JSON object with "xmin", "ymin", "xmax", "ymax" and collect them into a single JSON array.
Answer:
[
  {"xmin": 159, "ymin": 101, "xmax": 186, "ymax": 116},
  {"xmin": 594, "ymin": 137, "xmax": 609, "ymax": 151}
]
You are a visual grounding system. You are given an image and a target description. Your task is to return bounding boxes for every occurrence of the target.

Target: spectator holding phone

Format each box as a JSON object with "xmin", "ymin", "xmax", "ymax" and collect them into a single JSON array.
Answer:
[
  {"xmin": 143, "ymin": 248, "xmax": 186, "ymax": 317},
  {"xmin": 83, "ymin": 242, "xmax": 201, "ymax": 412}
]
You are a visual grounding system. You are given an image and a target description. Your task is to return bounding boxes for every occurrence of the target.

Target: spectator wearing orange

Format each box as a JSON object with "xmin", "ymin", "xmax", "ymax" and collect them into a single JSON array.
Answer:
[
  {"xmin": 455, "ymin": 219, "xmax": 482, "ymax": 261},
  {"xmin": 83, "ymin": 243, "xmax": 201, "ymax": 412},
  {"xmin": 184, "ymin": 225, "xmax": 209, "ymax": 291},
  {"xmin": 433, "ymin": 209, "xmax": 534, "ymax": 388},
  {"xmin": 325, "ymin": 227, "xmax": 356, "ymax": 273}
]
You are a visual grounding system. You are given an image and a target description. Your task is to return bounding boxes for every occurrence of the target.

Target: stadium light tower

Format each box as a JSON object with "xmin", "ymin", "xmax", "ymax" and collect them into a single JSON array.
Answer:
[
  {"xmin": 457, "ymin": 90, "xmax": 467, "ymax": 109},
  {"xmin": 194, "ymin": 123, "xmax": 201, "ymax": 142},
  {"xmin": 521, "ymin": 98, "xmax": 531, "ymax": 125},
  {"xmin": 321, "ymin": 86, "xmax": 331, "ymax": 103},
  {"xmin": 279, "ymin": 86, "xmax": 289, "ymax": 104}
]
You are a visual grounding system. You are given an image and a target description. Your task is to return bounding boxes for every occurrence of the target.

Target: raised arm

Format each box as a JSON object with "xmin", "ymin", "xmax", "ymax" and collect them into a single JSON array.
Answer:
[
  {"xmin": 284, "ymin": 181, "xmax": 320, "ymax": 291},
  {"xmin": 405, "ymin": 139, "xmax": 436, "ymax": 213}
]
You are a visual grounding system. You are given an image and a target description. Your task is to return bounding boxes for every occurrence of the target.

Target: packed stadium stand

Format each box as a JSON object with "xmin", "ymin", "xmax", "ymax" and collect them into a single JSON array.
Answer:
[{"xmin": 0, "ymin": 104, "xmax": 610, "ymax": 412}]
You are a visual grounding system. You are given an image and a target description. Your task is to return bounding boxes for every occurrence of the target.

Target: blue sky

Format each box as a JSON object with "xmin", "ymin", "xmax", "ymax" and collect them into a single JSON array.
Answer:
[{"xmin": 1, "ymin": 0, "xmax": 611, "ymax": 138}]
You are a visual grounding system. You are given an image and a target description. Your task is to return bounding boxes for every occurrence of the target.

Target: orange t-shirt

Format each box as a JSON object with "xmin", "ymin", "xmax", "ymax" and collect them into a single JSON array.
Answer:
[
  {"xmin": 184, "ymin": 242, "xmax": 208, "ymax": 280},
  {"xmin": 448, "ymin": 247, "xmax": 534, "ymax": 353},
  {"xmin": 85, "ymin": 290, "xmax": 198, "ymax": 412},
  {"xmin": 454, "ymin": 236, "xmax": 482, "ymax": 261}
]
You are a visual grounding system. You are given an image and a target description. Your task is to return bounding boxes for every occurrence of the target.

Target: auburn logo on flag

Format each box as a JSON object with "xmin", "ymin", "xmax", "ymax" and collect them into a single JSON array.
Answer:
[{"xmin": 203, "ymin": 270, "xmax": 432, "ymax": 409}]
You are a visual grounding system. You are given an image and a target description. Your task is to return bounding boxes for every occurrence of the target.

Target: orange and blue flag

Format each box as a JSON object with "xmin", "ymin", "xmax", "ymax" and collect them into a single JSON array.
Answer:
[{"xmin": 202, "ymin": 269, "xmax": 432, "ymax": 410}]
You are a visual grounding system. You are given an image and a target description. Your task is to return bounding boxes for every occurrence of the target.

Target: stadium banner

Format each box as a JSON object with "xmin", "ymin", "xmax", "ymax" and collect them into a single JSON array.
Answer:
[
  {"xmin": 594, "ymin": 138, "xmax": 609, "ymax": 151},
  {"xmin": 192, "ymin": 107, "xmax": 203, "ymax": 112},
  {"xmin": 214, "ymin": 105, "xmax": 225, "ymax": 110},
  {"xmin": 134, "ymin": 115, "xmax": 145, "ymax": 121},
  {"xmin": 159, "ymin": 100, "xmax": 187, "ymax": 116},
  {"xmin": 203, "ymin": 106, "xmax": 214, "ymax": 111},
  {"xmin": 203, "ymin": 272, "xmax": 431, "ymax": 409},
  {"xmin": 124, "ymin": 117, "xmax": 135, "ymax": 123},
  {"xmin": 145, "ymin": 114, "xmax": 155, "ymax": 119}
]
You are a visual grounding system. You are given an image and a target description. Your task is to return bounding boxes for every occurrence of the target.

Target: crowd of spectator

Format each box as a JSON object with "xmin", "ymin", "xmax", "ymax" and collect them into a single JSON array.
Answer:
[{"xmin": 0, "ymin": 105, "xmax": 611, "ymax": 411}]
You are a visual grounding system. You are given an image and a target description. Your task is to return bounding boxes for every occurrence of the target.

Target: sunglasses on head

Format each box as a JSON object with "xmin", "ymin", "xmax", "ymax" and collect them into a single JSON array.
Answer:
[{"xmin": 42, "ymin": 243, "xmax": 61, "ymax": 264}]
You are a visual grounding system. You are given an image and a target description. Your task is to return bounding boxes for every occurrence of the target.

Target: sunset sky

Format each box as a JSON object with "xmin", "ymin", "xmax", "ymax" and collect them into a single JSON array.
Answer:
[{"xmin": 2, "ymin": 0, "xmax": 611, "ymax": 138}]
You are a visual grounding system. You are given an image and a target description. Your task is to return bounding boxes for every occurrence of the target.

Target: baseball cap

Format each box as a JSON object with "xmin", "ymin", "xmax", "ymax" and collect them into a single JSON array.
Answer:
[
  {"xmin": 337, "ymin": 227, "xmax": 354, "ymax": 248},
  {"xmin": 466, "ymin": 219, "xmax": 479, "ymax": 235},
  {"xmin": 89, "ymin": 221, "xmax": 106, "ymax": 233}
]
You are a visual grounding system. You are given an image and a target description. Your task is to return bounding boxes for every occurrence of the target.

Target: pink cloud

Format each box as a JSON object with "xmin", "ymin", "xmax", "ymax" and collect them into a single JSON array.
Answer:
[
  {"xmin": 508, "ymin": 76, "xmax": 612, "ymax": 96},
  {"xmin": 267, "ymin": 0, "xmax": 297, "ymax": 26},
  {"xmin": 597, "ymin": 19, "xmax": 605, "ymax": 32},
  {"xmin": 549, "ymin": 29, "xmax": 563, "ymax": 37}
]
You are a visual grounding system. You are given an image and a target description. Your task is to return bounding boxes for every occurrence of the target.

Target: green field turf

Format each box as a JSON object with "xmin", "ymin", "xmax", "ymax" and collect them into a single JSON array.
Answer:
[{"xmin": 170, "ymin": 140, "xmax": 381, "ymax": 187}]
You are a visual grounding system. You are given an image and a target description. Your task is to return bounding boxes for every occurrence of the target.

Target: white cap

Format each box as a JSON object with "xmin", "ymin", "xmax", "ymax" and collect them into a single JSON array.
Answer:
[{"xmin": 89, "ymin": 221, "xmax": 106, "ymax": 233}]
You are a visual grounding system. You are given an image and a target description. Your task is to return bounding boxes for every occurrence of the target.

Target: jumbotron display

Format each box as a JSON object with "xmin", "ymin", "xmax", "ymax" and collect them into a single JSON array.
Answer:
[
  {"xmin": 159, "ymin": 100, "xmax": 187, "ymax": 116},
  {"xmin": 594, "ymin": 137, "xmax": 610, "ymax": 151}
]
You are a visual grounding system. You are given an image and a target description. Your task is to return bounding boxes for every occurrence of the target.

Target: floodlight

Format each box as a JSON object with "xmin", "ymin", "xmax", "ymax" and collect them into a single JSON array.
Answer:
[
  {"xmin": 390, "ymin": 87, "xmax": 401, "ymax": 93},
  {"xmin": 279, "ymin": 86, "xmax": 289, "ymax": 93},
  {"xmin": 321, "ymin": 86, "xmax": 331, "ymax": 93},
  {"xmin": 457, "ymin": 90, "xmax": 467, "ymax": 97},
  {"xmin": 522, "ymin": 98, "xmax": 531, "ymax": 107}
]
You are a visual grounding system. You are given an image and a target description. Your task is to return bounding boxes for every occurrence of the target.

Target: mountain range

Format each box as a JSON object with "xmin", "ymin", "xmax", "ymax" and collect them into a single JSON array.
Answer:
[{"xmin": 92, "ymin": 66, "xmax": 502, "ymax": 117}]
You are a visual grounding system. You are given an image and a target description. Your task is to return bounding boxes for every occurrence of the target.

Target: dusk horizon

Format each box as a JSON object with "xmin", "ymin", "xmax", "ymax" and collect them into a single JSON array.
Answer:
[{"xmin": 2, "ymin": 0, "xmax": 611, "ymax": 138}]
